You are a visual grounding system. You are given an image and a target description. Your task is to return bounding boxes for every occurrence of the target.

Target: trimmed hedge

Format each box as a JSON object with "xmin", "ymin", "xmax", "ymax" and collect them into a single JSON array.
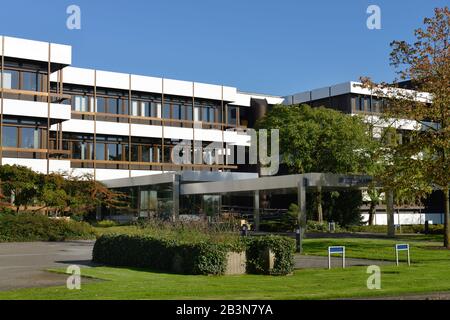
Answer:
[
  {"xmin": 0, "ymin": 213, "xmax": 96, "ymax": 242},
  {"xmin": 92, "ymin": 233, "xmax": 295, "ymax": 276},
  {"xmin": 245, "ymin": 235, "xmax": 295, "ymax": 275},
  {"xmin": 92, "ymin": 234, "xmax": 237, "ymax": 275}
]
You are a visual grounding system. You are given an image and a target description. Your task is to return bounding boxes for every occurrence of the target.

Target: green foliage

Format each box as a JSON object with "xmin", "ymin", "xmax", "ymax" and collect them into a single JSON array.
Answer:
[
  {"xmin": 93, "ymin": 232, "xmax": 295, "ymax": 276},
  {"xmin": 245, "ymin": 235, "xmax": 295, "ymax": 275},
  {"xmin": 0, "ymin": 165, "xmax": 124, "ymax": 217},
  {"xmin": 259, "ymin": 204, "xmax": 299, "ymax": 232},
  {"xmin": 0, "ymin": 213, "xmax": 96, "ymax": 242},
  {"xmin": 92, "ymin": 234, "xmax": 236, "ymax": 275},
  {"xmin": 95, "ymin": 220, "xmax": 118, "ymax": 228},
  {"xmin": 256, "ymin": 104, "xmax": 375, "ymax": 174}
]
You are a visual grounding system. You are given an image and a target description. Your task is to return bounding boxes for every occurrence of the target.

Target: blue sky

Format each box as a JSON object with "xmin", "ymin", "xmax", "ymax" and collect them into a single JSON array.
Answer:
[{"xmin": 0, "ymin": 0, "xmax": 447, "ymax": 96}]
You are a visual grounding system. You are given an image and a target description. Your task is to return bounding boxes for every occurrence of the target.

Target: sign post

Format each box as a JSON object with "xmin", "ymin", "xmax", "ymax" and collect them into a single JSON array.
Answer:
[
  {"xmin": 328, "ymin": 246, "xmax": 345, "ymax": 269},
  {"xmin": 395, "ymin": 244, "xmax": 410, "ymax": 266}
]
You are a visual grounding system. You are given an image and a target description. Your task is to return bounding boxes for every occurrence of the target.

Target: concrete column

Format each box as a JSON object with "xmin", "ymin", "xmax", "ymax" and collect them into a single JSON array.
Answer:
[
  {"xmin": 172, "ymin": 174, "xmax": 180, "ymax": 222},
  {"xmin": 253, "ymin": 190, "xmax": 260, "ymax": 231},
  {"xmin": 297, "ymin": 179, "xmax": 307, "ymax": 254}
]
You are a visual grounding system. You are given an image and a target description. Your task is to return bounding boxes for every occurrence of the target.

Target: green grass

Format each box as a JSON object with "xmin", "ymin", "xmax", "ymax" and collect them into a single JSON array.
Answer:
[{"xmin": 0, "ymin": 235, "xmax": 449, "ymax": 300}]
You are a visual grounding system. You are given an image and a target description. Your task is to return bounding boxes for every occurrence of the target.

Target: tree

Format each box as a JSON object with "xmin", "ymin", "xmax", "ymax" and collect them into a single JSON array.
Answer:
[
  {"xmin": 0, "ymin": 165, "xmax": 39, "ymax": 212},
  {"xmin": 257, "ymin": 104, "xmax": 375, "ymax": 223},
  {"xmin": 361, "ymin": 7, "xmax": 450, "ymax": 246}
]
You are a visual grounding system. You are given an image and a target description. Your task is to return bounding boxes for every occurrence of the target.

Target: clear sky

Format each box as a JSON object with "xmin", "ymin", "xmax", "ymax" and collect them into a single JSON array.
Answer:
[{"xmin": 0, "ymin": 0, "xmax": 447, "ymax": 96}]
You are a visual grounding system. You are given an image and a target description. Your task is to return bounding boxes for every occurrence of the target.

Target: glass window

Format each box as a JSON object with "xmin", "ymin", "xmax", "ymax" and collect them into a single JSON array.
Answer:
[
  {"xmin": 22, "ymin": 72, "xmax": 38, "ymax": 91},
  {"xmin": 21, "ymin": 127, "xmax": 40, "ymax": 149},
  {"xmin": 227, "ymin": 106, "xmax": 237, "ymax": 125},
  {"xmin": 96, "ymin": 143, "xmax": 105, "ymax": 160},
  {"xmin": 131, "ymin": 101, "xmax": 140, "ymax": 116},
  {"xmin": 96, "ymin": 97, "xmax": 106, "ymax": 113},
  {"xmin": 2, "ymin": 126, "xmax": 17, "ymax": 147},
  {"xmin": 142, "ymin": 145, "xmax": 153, "ymax": 163},
  {"xmin": 108, "ymin": 98, "xmax": 119, "ymax": 114},
  {"xmin": 209, "ymin": 107, "xmax": 215, "ymax": 123},
  {"xmin": 153, "ymin": 103, "xmax": 161, "ymax": 118},
  {"xmin": 172, "ymin": 104, "xmax": 180, "ymax": 120},
  {"xmin": 73, "ymin": 96, "xmax": 88, "ymax": 112},
  {"xmin": 163, "ymin": 104, "xmax": 171, "ymax": 119},
  {"xmin": 185, "ymin": 105, "xmax": 193, "ymax": 121},
  {"xmin": 121, "ymin": 98, "xmax": 129, "ymax": 115},
  {"xmin": 72, "ymin": 141, "xmax": 89, "ymax": 160},
  {"xmin": 107, "ymin": 144, "xmax": 121, "ymax": 161},
  {"xmin": 2, "ymin": 70, "xmax": 19, "ymax": 89},
  {"xmin": 131, "ymin": 145, "xmax": 139, "ymax": 162},
  {"xmin": 194, "ymin": 106, "xmax": 200, "ymax": 122}
]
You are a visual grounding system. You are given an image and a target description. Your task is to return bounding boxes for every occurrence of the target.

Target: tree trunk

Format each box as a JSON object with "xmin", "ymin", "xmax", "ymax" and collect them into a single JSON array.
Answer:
[
  {"xmin": 386, "ymin": 189, "xmax": 395, "ymax": 237},
  {"xmin": 316, "ymin": 187, "xmax": 323, "ymax": 223},
  {"xmin": 368, "ymin": 200, "xmax": 376, "ymax": 226},
  {"xmin": 444, "ymin": 187, "xmax": 450, "ymax": 249}
]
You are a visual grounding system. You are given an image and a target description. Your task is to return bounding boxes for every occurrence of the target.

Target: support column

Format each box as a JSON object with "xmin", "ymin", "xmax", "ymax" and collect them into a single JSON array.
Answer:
[
  {"xmin": 172, "ymin": 174, "xmax": 180, "ymax": 222},
  {"xmin": 297, "ymin": 178, "xmax": 307, "ymax": 254},
  {"xmin": 253, "ymin": 190, "xmax": 260, "ymax": 231}
]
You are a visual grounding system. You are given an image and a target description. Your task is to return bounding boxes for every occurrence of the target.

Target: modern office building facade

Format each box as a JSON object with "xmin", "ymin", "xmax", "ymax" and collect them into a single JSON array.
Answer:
[{"xmin": 0, "ymin": 35, "xmax": 443, "ymax": 225}]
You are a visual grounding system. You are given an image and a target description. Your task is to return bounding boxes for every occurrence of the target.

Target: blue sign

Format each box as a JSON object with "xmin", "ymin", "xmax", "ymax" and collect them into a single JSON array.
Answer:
[
  {"xmin": 329, "ymin": 246, "xmax": 345, "ymax": 254},
  {"xmin": 396, "ymin": 244, "xmax": 409, "ymax": 251}
]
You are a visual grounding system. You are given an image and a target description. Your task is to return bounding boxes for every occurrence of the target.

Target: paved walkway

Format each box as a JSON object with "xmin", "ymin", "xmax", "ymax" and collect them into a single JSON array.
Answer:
[
  {"xmin": 295, "ymin": 254, "xmax": 392, "ymax": 269},
  {"xmin": 0, "ymin": 241, "xmax": 95, "ymax": 291}
]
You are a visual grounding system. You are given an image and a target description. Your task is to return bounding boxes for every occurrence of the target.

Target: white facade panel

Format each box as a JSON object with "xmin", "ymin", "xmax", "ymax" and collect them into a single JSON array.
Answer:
[
  {"xmin": 59, "ymin": 119, "xmax": 95, "ymax": 134},
  {"xmin": 3, "ymin": 36, "xmax": 48, "ymax": 62},
  {"xmin": 163, "ymin": 78, "xmax": 193, "ymax": 97},
  {"xmin": 50, "ymin": 43, "xmax": 72, "ymax": 65},
  {"xmin": 96, "ymin": 121, "xmax": 129, "ymax": 137},
  {"xmin": 95, "ymin": 169, "xmax": 130, "ymax": 181},
  {"xmin": 164, "ymin": 126, "xmax": 194, "ymax": 140},
  {"xmin": 131, "ymin": 75, "xmax": 162, "ymax": 93},
  {"xmin": 130, "ymin": 124, "xmax": 163, "ymax": 138},
  {"xmin": 96, "ymin": 70, "xmax": 129, "ymax": 90},
  {"xmin": 223, "ymin": 86, "xmax": 237, "ymax": 102},
  {"xmin": 130, "ymin": 170, "xmax": 165, "ymax": 178},
  {"xmin": 57, "ymin": 67, "xmax": 95, "ymax": 87},
  {"xmin": 193, "ymin": 82, "xmax": 222, "ymax": 101},
  {"xmin": 2, "ymin": 158, "xmax": 70, "ymax": 174},
  {"xmin": 3, "ymin": 99, "xmax": 71, "ymax": 121}
]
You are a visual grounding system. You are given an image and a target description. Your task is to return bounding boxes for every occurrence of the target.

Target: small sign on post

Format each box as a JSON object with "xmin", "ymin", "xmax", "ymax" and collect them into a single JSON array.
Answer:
[
  {"xmin": 395, "ymin": 244, "xmax": 410, "ymax": 266},
  {"xmin": 328, "ymin": 246, "xmax": 345, "ymax": 269}
]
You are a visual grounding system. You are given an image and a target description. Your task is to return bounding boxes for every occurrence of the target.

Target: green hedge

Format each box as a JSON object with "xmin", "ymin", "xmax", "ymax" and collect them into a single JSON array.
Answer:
[
  {"xmin": 245, "ymin": 235, "xmax": 295, "ymax": 275},
  {"xmin": 92, "ymin": 234, "xmax": 236, "ymax": 275},
  {"xmin": 92, "ymin": 233, "xmax": 295, "ymax": 276},
  {"xmin": 0, "ymin": 213, "xmax": 96, "ymax": 242}
]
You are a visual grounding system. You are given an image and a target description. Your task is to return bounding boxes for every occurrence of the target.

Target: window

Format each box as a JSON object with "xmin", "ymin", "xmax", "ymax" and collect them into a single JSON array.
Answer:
[
  {"xmin": 108, "ymin": 98, "xmax": 119, "ymax": 114},
  {"xmin": 184, "ymin": 105, "xmax": 193, "ymax": 121},
  {"xmin": 21, "ymin": 127, "xmax": 40, "ymax": 149},
  {"xmin": 96, "ymin": 143, "xmax": 105, "ymax": 160},
  {"xmin": 172, "ymin": 104, "xmax": 180, "ymax": 120},
  {"xmin": 2, "ymin": 126, "xmax": 17, "ymax": 147},
  {"xmin": 142, "ymin": 145, "xmax": 153, "ymax": 162},
  {"xmin": 96, "ymin": 97, "xmax": 106, "ymax": 113},
  {"xmin": 121, "ymin": 98, "xmax": 129, "ymax": 115},
  {"xmin": 22, "ymin": 72, "xmax": 38, "ymax": 91},
  {"xmin": 107, "ymin": 144, "xmax": 121, "ymax": 161},
  {"xmin": 163, "ymin": 103, "xmax": 171, "ymax": 119},
  {"xmin": 73, "ymin": 96, "xmax": 88, "ymax": 112},
  {"xmin": 73, "ymin": 141, "xmax": 90, "ymax": 160},
  {"xmin": 131, "ymin": 101, "xmax": 140, "ymax": 116},
  {"xmin": 2, "ymin": 70, "xmax": 19, "ymax": 89},
  {"xmin": 227, "ymin": 106, "xmax": 237, "ymax": 125},
  {"xmin": 194, "ymin": 106, "xmax": 200, "ymax": 122}
]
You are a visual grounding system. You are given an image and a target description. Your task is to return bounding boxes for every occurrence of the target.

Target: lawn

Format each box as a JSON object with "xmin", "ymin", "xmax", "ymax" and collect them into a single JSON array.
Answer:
[{"xmin": 0, "ymin": 235, "xmax": 449, "ymax": 300}]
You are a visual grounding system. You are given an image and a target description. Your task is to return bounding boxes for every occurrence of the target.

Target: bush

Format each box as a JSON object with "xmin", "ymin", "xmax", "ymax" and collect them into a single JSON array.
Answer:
[
  {"xmin": 92, "ymin": 233, "xmax": 295, "ymax": 276},
  {"xmin": 95, "ymin": 220, "xmax": 118, "ymax": 228},
  {"xmin": 0, "ymin": 213, "xmax": 97, "ymax": 242},
  {"xmin": 92, "ymin": 234, "xmax": 239, "ymax": 275},
  {"xmin": 245, "ymin": 235, "xmax": 295, "ymax": 276}
]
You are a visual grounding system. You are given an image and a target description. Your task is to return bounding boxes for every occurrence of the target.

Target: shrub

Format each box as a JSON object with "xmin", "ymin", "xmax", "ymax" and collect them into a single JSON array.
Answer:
[
  {"xmin": 95, "ymin": 220, "xmax": 118, "ymax": 228},
  {"xmin": 245, "ymin": 235, "xmax": 295, "ymax": 276},
  {"xmin": 92, "ymin": 234, "xmax": 242, "ymax": 275},
  {"xmin": 0, "ymin": 213, "xmax": 97, "ymax": 242},
  {"xmin": 92, "ymin": 233, "xmax": 295, "ymax": 276}
]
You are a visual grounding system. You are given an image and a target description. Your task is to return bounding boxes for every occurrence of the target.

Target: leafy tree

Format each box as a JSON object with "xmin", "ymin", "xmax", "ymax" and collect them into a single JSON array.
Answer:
[
  {"xmin": 361, "ymin": 7, "xmax": 449, "ymax": 246},
  {"xmin": 257, "ymin": 104, "xmax": 375, "ymax": 223},
  {"xmin": 0, "ymin": 165, "xmax": 39, "ymax": 212}
]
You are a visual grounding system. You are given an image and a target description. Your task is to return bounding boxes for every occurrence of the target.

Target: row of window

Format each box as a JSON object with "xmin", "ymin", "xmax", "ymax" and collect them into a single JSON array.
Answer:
[
  {"xmin": 1, "ymin": 69, "xmax": 47, "ymax": 92},
  {"xmin": 72, "ymin": 95, "xmax": 238, "ymax": 124},
  {"xmin": 352, "ymin": 95, "xmax": 384, "ymax": 113}
]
